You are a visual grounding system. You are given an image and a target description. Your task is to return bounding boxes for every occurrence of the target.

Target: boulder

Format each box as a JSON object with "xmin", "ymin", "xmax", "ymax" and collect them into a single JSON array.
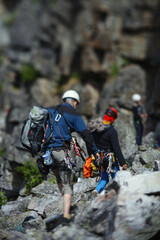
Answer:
[
  {"xmin": 120, "ymin": 171, "xmax": 160, "ymax": 194},
  {"xmin": 140, "ymin": 148, "xmax": 160, "ymax": 165},
  {"xmin": 28, "ymin": 181, "xmax": 63, "ymax": 218},
  {"xmin": 113, "ymin": 189, "xmax": 160, "ymax": 240},
  {"xmin": 53, "ymin": 224, "xmax": 103, "ymax": 240},
  {"xmin": 1, "ymin": 195, "xmax": 32, "ymax": 216}
]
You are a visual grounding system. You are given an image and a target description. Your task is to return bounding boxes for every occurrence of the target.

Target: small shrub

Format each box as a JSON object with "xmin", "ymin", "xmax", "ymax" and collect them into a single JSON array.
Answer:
[
  {"xmin": 110, "ymin": 62, "xmax": 120, "ymax": 77},
  {"xmin": 70, "ymin": 72, "xmax": 81, "ymax": 80},
  {"xmin": 48, "ymin": 176, "xmax": 57, "ymax": 184},
  {"xmin": 110, "ymin": 57, "xmax": 130, "ymax": 78},
  {"xmin": 0, "ymin": 191, "xmax": 7, "ymax": 208},
  {"xmin": 21, "ymin": 64, "xmax": 38, "ymax": 82},
  {"xmin": 3, "ymin": 12, "xmax": 17, "ymax": 27},
  {"xmin": 0, "ymin": 149, "xmax": 5, "ymax": 157},
  {"xmin": 16, "ymin": 161, "xmax": 43, "ymax": 195},
  {"xmin": 145, "ymin": 162, "xmax": 153, "ymax": 169}
]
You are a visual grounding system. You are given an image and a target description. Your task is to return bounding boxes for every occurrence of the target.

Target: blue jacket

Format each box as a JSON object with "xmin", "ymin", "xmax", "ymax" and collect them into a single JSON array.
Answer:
[{"xmin": 45, "ymin": 103, "xmax": 97, "ymax": 155}]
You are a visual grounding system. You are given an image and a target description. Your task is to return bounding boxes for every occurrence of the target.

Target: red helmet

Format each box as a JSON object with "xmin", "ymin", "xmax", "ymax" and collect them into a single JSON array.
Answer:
[{"xmin": 104, "ymin": 107, "xmax": 118, "ymax": 122}]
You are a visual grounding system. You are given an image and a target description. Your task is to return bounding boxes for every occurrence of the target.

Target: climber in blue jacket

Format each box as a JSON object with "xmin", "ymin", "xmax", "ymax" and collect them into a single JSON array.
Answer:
[{"xmin": 45, "ymin": 90, "xmax": 98, "ymax": 228}]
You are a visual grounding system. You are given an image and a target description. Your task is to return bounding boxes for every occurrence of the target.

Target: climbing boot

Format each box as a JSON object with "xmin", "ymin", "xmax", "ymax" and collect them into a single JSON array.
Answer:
[
  {"xmin": 138, "ymin": 146, "xmax": 146, "ymax": 151},
  {"xmin": 45, "ymin": 214, "xmax": 63, "ymax": 231},
  {"xmin": 92, "ymin": 189, "xmax": 98, "ymax": 198}
]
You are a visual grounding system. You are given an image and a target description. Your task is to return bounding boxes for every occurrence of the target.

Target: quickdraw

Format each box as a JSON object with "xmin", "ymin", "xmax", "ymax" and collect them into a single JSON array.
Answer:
[
  {"xmin": 71, "ymin": 136, "xmax": 86, "ymax": 162},
  {"xmin": 105, "ymin": 152, "xmax": 115, "ymax": 173},
  {"xmin": 100, "ymin": 151, "xmax": 116, "ymax": 173}
]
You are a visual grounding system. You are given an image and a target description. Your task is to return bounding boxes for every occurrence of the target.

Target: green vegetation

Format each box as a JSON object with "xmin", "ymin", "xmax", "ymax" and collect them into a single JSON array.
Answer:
[
  {"xmin": 145, "ymin": 162, "xmax": 153, "ymax": 169},
  {"xmin": 55, "ymin": 76, "xmax": 63, "ymax": 94},
  {"xmin": 0, "ymin": 149, "xmax": 5, "ymax": 157},
  {"xmin": 110, "ymin": 57, "xmax": 130, "ymax": 78},
  {"xmin": 16, "ymin": 161, "xmax": 43, "ymax": 195},
  {"xmin": 48, "ymin": 176, "xmax": 57, "ymax": 184},
  {"xmin": 70, "ymin": 72, "xmax": 81, "ymax": 80},
  {"xmin": 0, "ymin": 191, "xmax": 7, "ymax": 208},
  {"xmin": 110, "ymin": 62, "xmax": 120, "ymax": 77},
  {"xmin": 21, "ymin": 64, "xmax": 38, "ymax": 83},
  {"xmin": 3, "ymin": 11, "xmax": 19, "ymax": 28}
]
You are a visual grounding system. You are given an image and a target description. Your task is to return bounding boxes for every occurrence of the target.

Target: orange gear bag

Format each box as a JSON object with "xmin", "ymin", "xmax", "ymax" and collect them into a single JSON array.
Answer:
[{"xmin": 83, "ymin": 157, "xmax": 92, "ymax": 178}]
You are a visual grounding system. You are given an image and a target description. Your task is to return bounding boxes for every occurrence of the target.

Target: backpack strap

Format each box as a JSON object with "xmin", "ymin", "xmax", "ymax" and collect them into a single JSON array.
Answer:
[
  {"xmin": 43, "ymin": 111, "xmax": 54, "ymax": 145},
  {"xmin": 56, "ymin": 104, "xmax": 70, "ymax": 130}
]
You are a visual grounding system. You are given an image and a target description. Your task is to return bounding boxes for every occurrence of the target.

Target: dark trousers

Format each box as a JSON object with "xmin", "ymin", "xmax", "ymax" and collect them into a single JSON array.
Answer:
[{"xmin": 134, "ymin": 120, "xmax": 143, "ymax": 146}]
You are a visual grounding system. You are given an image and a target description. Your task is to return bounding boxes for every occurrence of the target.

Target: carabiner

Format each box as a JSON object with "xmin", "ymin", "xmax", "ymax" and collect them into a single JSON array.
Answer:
[{"xmin": 55, "ymin": 113, "xmax": 61, "ymax": 122}]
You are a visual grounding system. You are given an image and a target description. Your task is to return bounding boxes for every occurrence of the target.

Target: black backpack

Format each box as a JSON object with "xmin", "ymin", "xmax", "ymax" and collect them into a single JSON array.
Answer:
[{"xmin": 20, "ymin": 106, "xmax": 53, "ymax": 156}]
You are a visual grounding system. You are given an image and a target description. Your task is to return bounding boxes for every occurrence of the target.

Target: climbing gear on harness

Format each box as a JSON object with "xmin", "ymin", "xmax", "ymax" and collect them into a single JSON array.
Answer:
[
  {"xmin": 100, "ymin": 151, "xmax": 116, "ymax": 173},
  {"xmin": 71, "ymin": 136, "xmax": 86, "ymax": 162},
  {"xmin": 37, "ymin": 157, "xmax": 50, "ymax": 180},
  {"xmin": 83, "ymin": 154, "xmax": 100, "ymax": 178},
  {"xmin": 83, "ymin": 150, "xmax": 116, "ymax": 178},
  {"xmin": 90, "ymin": 154, "xmax": 100, "ymax": 177},
  {"xmin": 42, "ymin": 150, "xmax": 53, "ymax": 166},
  {"xmin": 64, "ymin": 152, "xmax": 74, "ymax": 170},
  {"xmin": 106, "ymin": 152, "xmax": 116, "ymax": 173},
  {"xmin": 83, "ymin": 157, "xmax": 92, "ymax": 178},
  {"xmin": 72, "ymin": 136, "xmax": 81, "ymax": 157}
]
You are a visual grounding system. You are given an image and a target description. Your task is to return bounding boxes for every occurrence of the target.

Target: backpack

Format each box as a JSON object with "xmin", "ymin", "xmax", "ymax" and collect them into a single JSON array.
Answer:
[
  {"xmin": 20, "ymin": 106, "xmax": 53, "ymax": 156},
  {"xmin": 87, "ymin": 117, "xmax": 106, "ymax": 133}
]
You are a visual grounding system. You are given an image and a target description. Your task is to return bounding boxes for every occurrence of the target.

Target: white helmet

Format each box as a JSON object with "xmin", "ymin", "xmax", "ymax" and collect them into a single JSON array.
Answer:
[
  {"xmin": 132, "ymin": 93, "xmax": 141, "ymax": 102},
  {"xmin": 62, "ymin": 90, "xmax": 80, "ymax": 103}
]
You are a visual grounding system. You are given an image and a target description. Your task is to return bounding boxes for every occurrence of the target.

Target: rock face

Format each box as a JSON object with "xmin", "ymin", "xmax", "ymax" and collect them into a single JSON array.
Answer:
[
  {"xmin": 0, "ymin": 0, "xmax": 159, "ymax": 114},
  {"xmin": 1, "ymin": 171, "xmax": 159, "ymax": 240},
  {"xmin": 0, "ymin": 0, "xmax": 159, "ymax": 203},
  {"xmin": 0, "ymin": 0, "xmax": 160, "ymax": 239},
  {"xmin": 113, "ymin": 172, "xmax": 160, "ymax": 240}
]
